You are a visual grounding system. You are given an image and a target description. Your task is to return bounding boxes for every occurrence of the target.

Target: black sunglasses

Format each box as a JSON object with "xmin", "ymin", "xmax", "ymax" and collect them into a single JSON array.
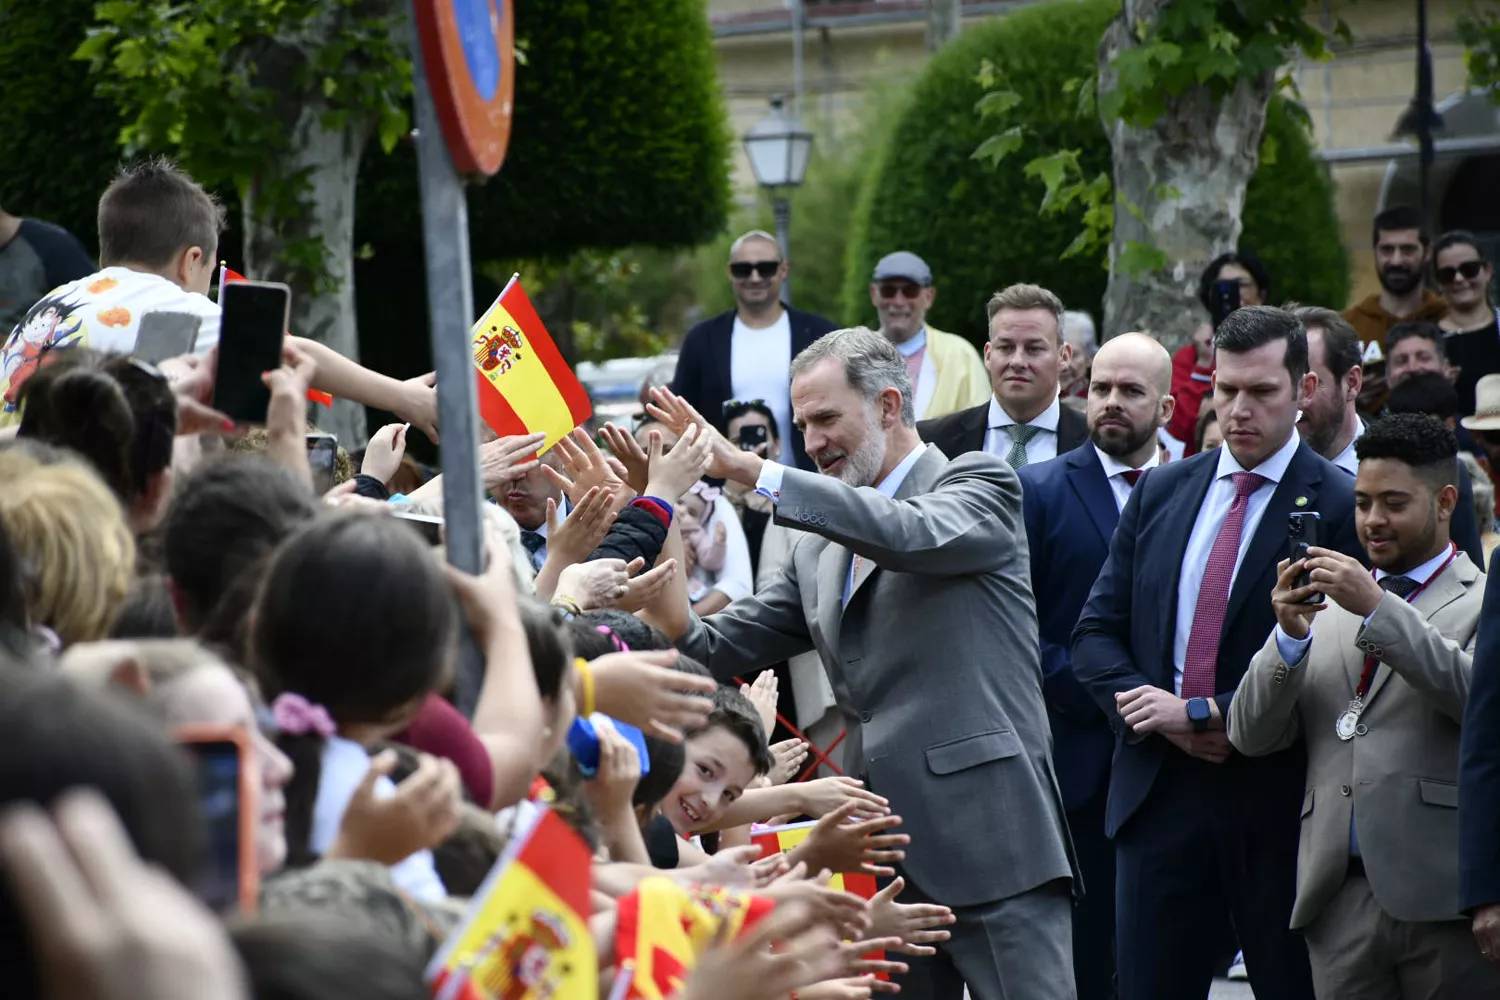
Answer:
[
  {"xmin": 1436, "ymin": 260, "xmax": 1486, "ymax": 285},
  {"xmin": 878, "ymin": 283, "xmax": 925, "ymax": 300},
  {"xmin": 729, "ymin": 261, "xmax": 780, "ymax": 280}
]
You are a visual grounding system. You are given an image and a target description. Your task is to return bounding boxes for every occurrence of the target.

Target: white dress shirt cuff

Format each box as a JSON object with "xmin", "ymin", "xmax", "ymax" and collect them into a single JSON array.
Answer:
[
  {"xmin": 1273, "ymin": 624, "xmax": 1313, "ymax": 667},
  {"xmin": 755, "ymin": 461, "xmax": 788, "ymax": 503}
]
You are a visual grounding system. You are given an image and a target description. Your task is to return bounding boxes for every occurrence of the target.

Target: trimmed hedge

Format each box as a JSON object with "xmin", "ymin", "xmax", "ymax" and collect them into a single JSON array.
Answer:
[{"xmin": 841, "ymin": 0, "xmax": 1349, "ymax": 343}]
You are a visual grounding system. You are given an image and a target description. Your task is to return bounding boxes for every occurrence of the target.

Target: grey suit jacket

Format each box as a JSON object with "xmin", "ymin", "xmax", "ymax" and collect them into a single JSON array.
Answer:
[
  {"xmin": 679, "ymin": 446, "xmax": 1077, "ymax": 908},
  {"xmin": 1228, "ymin": 551, "xmax": 1484, "ymax": 927}
]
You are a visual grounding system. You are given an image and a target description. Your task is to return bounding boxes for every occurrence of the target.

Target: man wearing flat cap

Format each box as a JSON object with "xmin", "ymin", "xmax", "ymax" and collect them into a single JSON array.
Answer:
[{"xmin": 869, "ymin": 251, "xmax": 989, "ymax": 421}]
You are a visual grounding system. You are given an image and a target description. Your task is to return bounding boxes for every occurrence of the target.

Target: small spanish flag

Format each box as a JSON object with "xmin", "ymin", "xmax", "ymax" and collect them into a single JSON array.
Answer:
[
  {"xmin": 613, "ymin": 877, "xmax": 775, "ymax": 1000},
  {"xmin": 751, "ymin": 821, "xmax": 887, "ymax": 978},
  {"xmin": 425, "ymin": 806, "xmax": 596, "ymax": 1000},
  {"xmin": 217, "ymin": 263, "xmax": 334, "ymax": 409},
  {"xmin": 471, "ymin": 275, "xmax": 592, "ymax": 451}
]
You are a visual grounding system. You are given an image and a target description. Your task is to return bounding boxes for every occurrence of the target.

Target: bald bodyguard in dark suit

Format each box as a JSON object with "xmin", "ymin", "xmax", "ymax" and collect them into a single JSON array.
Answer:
[
  {"xmin": 1018, "ymin": 333, "xmax": 1176, "ymax": 1000},
  {"xmin": 651, "ymin": 328, "xmax": 1079, "ymax": 1000}
]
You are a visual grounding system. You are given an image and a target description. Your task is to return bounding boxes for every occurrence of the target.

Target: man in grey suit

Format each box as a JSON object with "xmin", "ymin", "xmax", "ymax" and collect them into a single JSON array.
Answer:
[
  {"xmin": 647, "ymin": 327, "xmax": 1078, "ymax": 1000},
  {"xmin": 1229, "ymin": 414, "xmax": 1500, "ymax": 998}
]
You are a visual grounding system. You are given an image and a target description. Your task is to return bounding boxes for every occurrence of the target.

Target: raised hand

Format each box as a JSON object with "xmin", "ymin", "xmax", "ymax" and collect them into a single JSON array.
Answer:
[
  {"xmin": 644, "ymin": 424, "xmax": 716, "ymax": 502},
  {"xmin": 740, "ymin": 670, "xmax": 779, "ymax": 735},
  {"xmin": 614, "ymin": 557, "xmax": 679, "ymax": 614},
  {"xmin": 361, "ymin": 422, "xmax": 409, "ymax": 485},
  {"xmin": 867, "ymin": 876, "xmax": 956, "ymax": 956},
  {"xmin": 601, "ymin": 423, "xmax": 652, "ymax": 495},
  {"xmin": 646, "ymin": 387, "xmax": 754, "ymax": 485},
  {"xmin": 326, "ymin": 749, "xmax": 463, "ymax": 865},
  {"xmin": 794, "ymin": 802, "xmax": 909, "ymax": 877},
  {"xmin": 556, "ymin": 557, "xmax": 633, "ymax": 612},
  {"xmin": 795, "ymin": 777, "xmax": 891, "ymax": 820},
  {"xmin": 590, "ymin": 649, "xmax": 716, "ymax": 741},
  {"xmin": 545, "ymin": 486, "xmax": 616, "ymax": 567},
  {"xmin": 479, "ymin": 432, "xmax": 547, "ymax": 493},
  {"xmin": 542, "ymin": 428, "xmax": 632, "ymax": 511},
  {"xmin": 768, "ymin": 738, "xmax": 810, "ymax": 785}
]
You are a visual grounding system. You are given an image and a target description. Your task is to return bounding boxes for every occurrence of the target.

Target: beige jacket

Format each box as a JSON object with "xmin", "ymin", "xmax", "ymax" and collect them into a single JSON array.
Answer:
[{"xmin": 1228, "ymin": 552, "xmax": 1484, "ymax": 927}]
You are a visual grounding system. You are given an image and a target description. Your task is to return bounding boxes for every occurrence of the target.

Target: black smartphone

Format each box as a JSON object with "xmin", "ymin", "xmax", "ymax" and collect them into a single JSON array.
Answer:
[
  {"xmin": 736, "ymin": 424, "xmax": 768, "ymax": 452},
  {"xmin": 133, "ymin": 311, "xmax": 203, "ymax": 363},
  {"xmin": 1209, "ymin": 279, "xmax": 1242, "ymax": 330},
  {"xmin": 1288, "ymin": 512, "xmax": 1323, "ymax": 601},
  {"xmin": 306, "ymin": 433, "xmax": 337, "ymax": 495},
  {"xmin": 214, "ymin": 280, "xmax": 290, "ymax": 424},
  {"xmin": 176, "ymin": 727, "xmax": 257, "ymax": 914},
  {"xmin": 393, "ymin": 510, "xmax": 445, "ymax": 545}
]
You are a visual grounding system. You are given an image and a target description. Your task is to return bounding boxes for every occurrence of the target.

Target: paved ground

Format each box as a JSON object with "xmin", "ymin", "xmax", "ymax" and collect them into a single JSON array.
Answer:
[{"xmin": 1209, "ymin": 978, "xmax": 1255, "ymax": 999}]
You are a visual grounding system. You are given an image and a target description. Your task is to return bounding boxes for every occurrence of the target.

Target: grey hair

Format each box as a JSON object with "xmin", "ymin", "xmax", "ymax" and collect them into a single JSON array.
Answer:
[
  {"xmin": 790, "ymin": 326, "xmax": 916, "ymax": 427},
  {"xmin": 729, "ymin": 230, "xmax": 782, "ymax": 259},
  {"xmin": 1061, "ymin": 311, "xmax": 1098, "ymax": 355}
]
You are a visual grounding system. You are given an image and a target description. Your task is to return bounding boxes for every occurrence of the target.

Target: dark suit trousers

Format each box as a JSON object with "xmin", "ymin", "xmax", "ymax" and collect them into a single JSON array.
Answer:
[
  {"xmin": 1114, "ymin": 752, "xmax": 1314, "ymax": 1000},
  {"xmin": 891, "ymin": 870, "xmax": 1076, "ymax": 1000},
  {"xmin": 1069, "ymin": 788, "xmax": 1116, "ymax": 1000}
]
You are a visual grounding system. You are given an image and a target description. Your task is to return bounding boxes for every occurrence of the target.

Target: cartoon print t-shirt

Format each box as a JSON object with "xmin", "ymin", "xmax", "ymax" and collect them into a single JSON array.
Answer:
[{"xmin": 0, "ymin": 266, "xmax": 220, "ymax": 424}]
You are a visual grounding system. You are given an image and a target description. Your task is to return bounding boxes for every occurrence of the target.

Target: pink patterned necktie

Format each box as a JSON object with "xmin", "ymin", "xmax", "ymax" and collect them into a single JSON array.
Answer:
[{"xmin": 1181, "ymin": 471, "xmax": 1267, "ymax": 698}]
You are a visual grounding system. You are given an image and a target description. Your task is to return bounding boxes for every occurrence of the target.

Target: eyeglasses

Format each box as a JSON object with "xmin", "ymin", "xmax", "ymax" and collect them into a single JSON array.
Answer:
[
  {"xmin": 1436, "ymin": 260, "xmax": 1486, "ymax": 285},
  {"xmin": 724, "ymin": 398, "xmax": 766, "ymax": 414},
  {"xmin": 729, "ymin": 261, "xmax": 780, "ymax": 280},
  {"xmin": 878, "ymin": 283, "xmax": 925, "ymax": 300}
]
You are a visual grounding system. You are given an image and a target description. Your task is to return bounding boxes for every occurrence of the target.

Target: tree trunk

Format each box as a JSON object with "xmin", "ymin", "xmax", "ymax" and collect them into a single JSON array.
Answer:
[
  {"xmin": 1097, "ymin": 1, "xmax": 1274, "ymax": 348},
  {"xmin": 244, "ymin": 108, "xmax": 373, "ymax": 445},
  {"xmin": 925, "ymin": 0, "xmax": 962, "ymax": 53}
]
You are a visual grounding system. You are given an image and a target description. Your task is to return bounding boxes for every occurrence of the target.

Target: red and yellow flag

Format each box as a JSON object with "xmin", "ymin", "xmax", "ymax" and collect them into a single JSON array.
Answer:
[
  {"xmin": 217, "ymin": 264, "xmax": 334, "ymax": 409},
  {"xmin": 613, "ymin": 877, "xmax": 774, "ymax": 1000},
  {"xmin": 751, "ymin": 822, "xmax": 887, "ymax": 978},
  {"xmin": 471, "ymin": 276, "xmax": 592, "ymax": 451},
  {"xmin": 426, "ymin": 807, "xmax": 596, "ymax": 1000}
]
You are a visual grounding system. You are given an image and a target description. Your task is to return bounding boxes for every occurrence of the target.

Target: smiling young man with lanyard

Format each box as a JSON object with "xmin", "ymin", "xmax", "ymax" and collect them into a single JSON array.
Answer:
[{"xmin": 1229, "ymin": 413, "xmax": 1500, "ymax": 999}]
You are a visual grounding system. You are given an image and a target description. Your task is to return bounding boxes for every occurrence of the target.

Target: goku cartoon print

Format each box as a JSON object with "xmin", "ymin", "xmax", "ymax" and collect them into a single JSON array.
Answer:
[{"xmin": 0, "ymin": 290, "xmax": 85, "ymax": 412}]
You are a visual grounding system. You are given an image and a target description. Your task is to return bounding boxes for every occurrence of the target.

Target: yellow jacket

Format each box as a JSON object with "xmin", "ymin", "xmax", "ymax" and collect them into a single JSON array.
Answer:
[{"xmin": 915, "ymin": 326, "xmax": 991, "ymax": 420}]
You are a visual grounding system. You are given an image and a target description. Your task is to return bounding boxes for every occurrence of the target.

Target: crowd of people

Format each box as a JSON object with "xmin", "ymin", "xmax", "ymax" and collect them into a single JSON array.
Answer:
[{"xmin": 1, "ymin": 156, "xmax": 1500, "ymax": 1000}]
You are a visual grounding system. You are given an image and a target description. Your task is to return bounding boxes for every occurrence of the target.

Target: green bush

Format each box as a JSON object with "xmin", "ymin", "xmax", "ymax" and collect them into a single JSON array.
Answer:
[
  {"xmin": 693, "ymin": 73, "xmax": 916, "ymax": 326},
  {"xmin": 842, "ymin": 0, "xmax": 1349, "ymax": 344}
]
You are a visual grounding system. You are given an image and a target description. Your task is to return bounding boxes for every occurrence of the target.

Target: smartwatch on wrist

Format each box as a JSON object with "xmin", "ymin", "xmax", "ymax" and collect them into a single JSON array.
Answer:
[{"xmin": 1186, "ymin": 696, "xmax": 1212, "ymax": 734}]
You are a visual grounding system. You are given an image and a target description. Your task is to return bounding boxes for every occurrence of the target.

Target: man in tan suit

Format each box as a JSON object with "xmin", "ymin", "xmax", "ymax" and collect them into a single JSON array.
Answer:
[{"xmin": 1229, "ymin": 412, "xmax": 1500, "ymax": 998}]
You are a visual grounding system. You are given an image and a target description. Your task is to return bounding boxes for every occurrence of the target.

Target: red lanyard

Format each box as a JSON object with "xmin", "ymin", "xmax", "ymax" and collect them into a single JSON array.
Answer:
[{"xmin": 1354, "ymin": 542, "xmax": 1457, "ymax": 697}]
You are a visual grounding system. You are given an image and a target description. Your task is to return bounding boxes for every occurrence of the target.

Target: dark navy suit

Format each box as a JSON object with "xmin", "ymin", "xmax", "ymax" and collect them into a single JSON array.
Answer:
[
  {"xmin": 1072, "ymin": 439, "xmax": 1360, "ymax": 1000},
  {"xmin": 1460, "ymin": 565, "xmax": 1500, "ymax": 915},
  {"xmin": 1018, "ymin": 443, "xmax": 1128, "ymax": 1000}
]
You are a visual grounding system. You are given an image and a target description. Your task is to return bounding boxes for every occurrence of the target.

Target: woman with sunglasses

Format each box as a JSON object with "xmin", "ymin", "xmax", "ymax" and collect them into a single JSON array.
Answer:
[{"xmin": 1435, "ymin": 230, "xmax": 1499, "ymax": 416}]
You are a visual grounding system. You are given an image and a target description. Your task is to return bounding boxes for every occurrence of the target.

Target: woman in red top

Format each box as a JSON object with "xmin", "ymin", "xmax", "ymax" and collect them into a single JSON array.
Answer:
[{"xmin": 1168, "ymin": 250, "xmax": 1271, "ymax": 453}]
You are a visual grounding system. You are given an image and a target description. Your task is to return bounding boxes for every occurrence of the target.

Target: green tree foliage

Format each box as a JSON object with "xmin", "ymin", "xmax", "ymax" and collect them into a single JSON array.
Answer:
[
  {"xmin": 0, "ymin": 0, "xmax": 122, "ymax": 256},
  {"xmin": 1459, "ymin": 0, "xmax": 1500, "ymax": 95},
  {"xmin": 842, "ymin": 0, "xmax": 1348, "ymax": 344},
  {"xmin": 693, "ymin": 77, "xmax": 915, "ymax": 326}
]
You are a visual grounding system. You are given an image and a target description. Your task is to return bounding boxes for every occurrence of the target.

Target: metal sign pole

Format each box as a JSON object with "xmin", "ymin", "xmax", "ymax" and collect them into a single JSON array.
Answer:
[{"xmin": 409, "ymin": 17, "xmax": 487, "ymax": 719}]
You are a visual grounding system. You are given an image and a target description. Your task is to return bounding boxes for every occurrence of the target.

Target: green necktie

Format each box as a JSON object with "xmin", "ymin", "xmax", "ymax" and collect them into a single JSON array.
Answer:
[{"xmin": 1005, "ymin": 424, "xmax": 1042, "ymax": 468}]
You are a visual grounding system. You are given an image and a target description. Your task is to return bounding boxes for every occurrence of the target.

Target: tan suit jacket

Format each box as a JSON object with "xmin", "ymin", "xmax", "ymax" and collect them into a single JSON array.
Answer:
[{"xmin": 1228, "ymin": 551, "xmax": 1484, "ymax": 928}]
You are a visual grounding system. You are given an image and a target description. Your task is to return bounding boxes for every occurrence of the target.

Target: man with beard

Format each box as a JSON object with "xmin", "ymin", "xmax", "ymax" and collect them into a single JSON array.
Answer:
[
  {"xmin": 866, "ymin": 251, "xmax": 989, "ymax": 421},
  {"xmin": 647, "ymin": 328, "xmax": 1079, "ymax": 1000},
  {"xmin": 1230, "ymin": 414, "xmax": 1500, "ymax": 999},
  {"xmin": 671, "ymin": 230, "xmax": 837, "ymax": 472},
  {"xmin": 1017, "ymin": 332, "xmax": 1175, "ymax": 1000},
  {"xmin": 1343, "ymin": 206, "xmax": 1450, "ymax": 413},
  {"xmin": 1294, "ymin": 306, "xmax": 1366, "ymax": 474},
  {"xmin": 919, "ymin": 284, "xmax": 1089, "ymax": 468}
]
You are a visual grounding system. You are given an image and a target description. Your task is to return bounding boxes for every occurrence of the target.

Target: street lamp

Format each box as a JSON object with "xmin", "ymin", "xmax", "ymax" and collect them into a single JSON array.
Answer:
[
  {"xmin": 1391, "ymin": 0, "xmax": 1446, "ymax": 226},
  {"xmin": 742, "ymin": 94, "xmax": 814, "ymax": 307}
]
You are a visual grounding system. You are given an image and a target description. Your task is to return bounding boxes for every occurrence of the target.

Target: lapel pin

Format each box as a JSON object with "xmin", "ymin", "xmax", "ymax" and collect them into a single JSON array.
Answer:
[{"xmin": 1294, "ymin": 496, "xmax": 1308, "ymax": 507}]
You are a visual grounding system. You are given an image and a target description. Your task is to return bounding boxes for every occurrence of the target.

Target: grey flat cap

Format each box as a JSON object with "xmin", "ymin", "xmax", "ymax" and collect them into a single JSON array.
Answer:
[{"xmin": 872, "ymin": 251, "xmax": 932, "ymax": 286}]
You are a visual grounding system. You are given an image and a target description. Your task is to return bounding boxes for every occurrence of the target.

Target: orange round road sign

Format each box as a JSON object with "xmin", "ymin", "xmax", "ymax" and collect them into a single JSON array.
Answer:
[{"xmin": 412, "ymin": 0, "xmax": 515, "ymax": 177}]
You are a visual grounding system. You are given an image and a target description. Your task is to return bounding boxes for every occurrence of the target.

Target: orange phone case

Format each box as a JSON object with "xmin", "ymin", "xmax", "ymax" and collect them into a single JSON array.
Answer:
[{"xmin": 174, "ymin": 724, "xmax": 259, "ymax": 914}]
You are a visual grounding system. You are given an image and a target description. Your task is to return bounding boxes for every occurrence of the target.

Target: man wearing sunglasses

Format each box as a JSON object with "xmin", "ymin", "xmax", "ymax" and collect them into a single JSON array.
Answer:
[
  {"xmin": 670, "ymin": 230, "xmax": 836, "ymax": 472},
  {"xmin": 1342, "ymin": 205, "xmax": 1450, "ymax": 415},
  {"xmin": 867, "ymin": 251, "xmax": 988, "ymax": 421}
]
